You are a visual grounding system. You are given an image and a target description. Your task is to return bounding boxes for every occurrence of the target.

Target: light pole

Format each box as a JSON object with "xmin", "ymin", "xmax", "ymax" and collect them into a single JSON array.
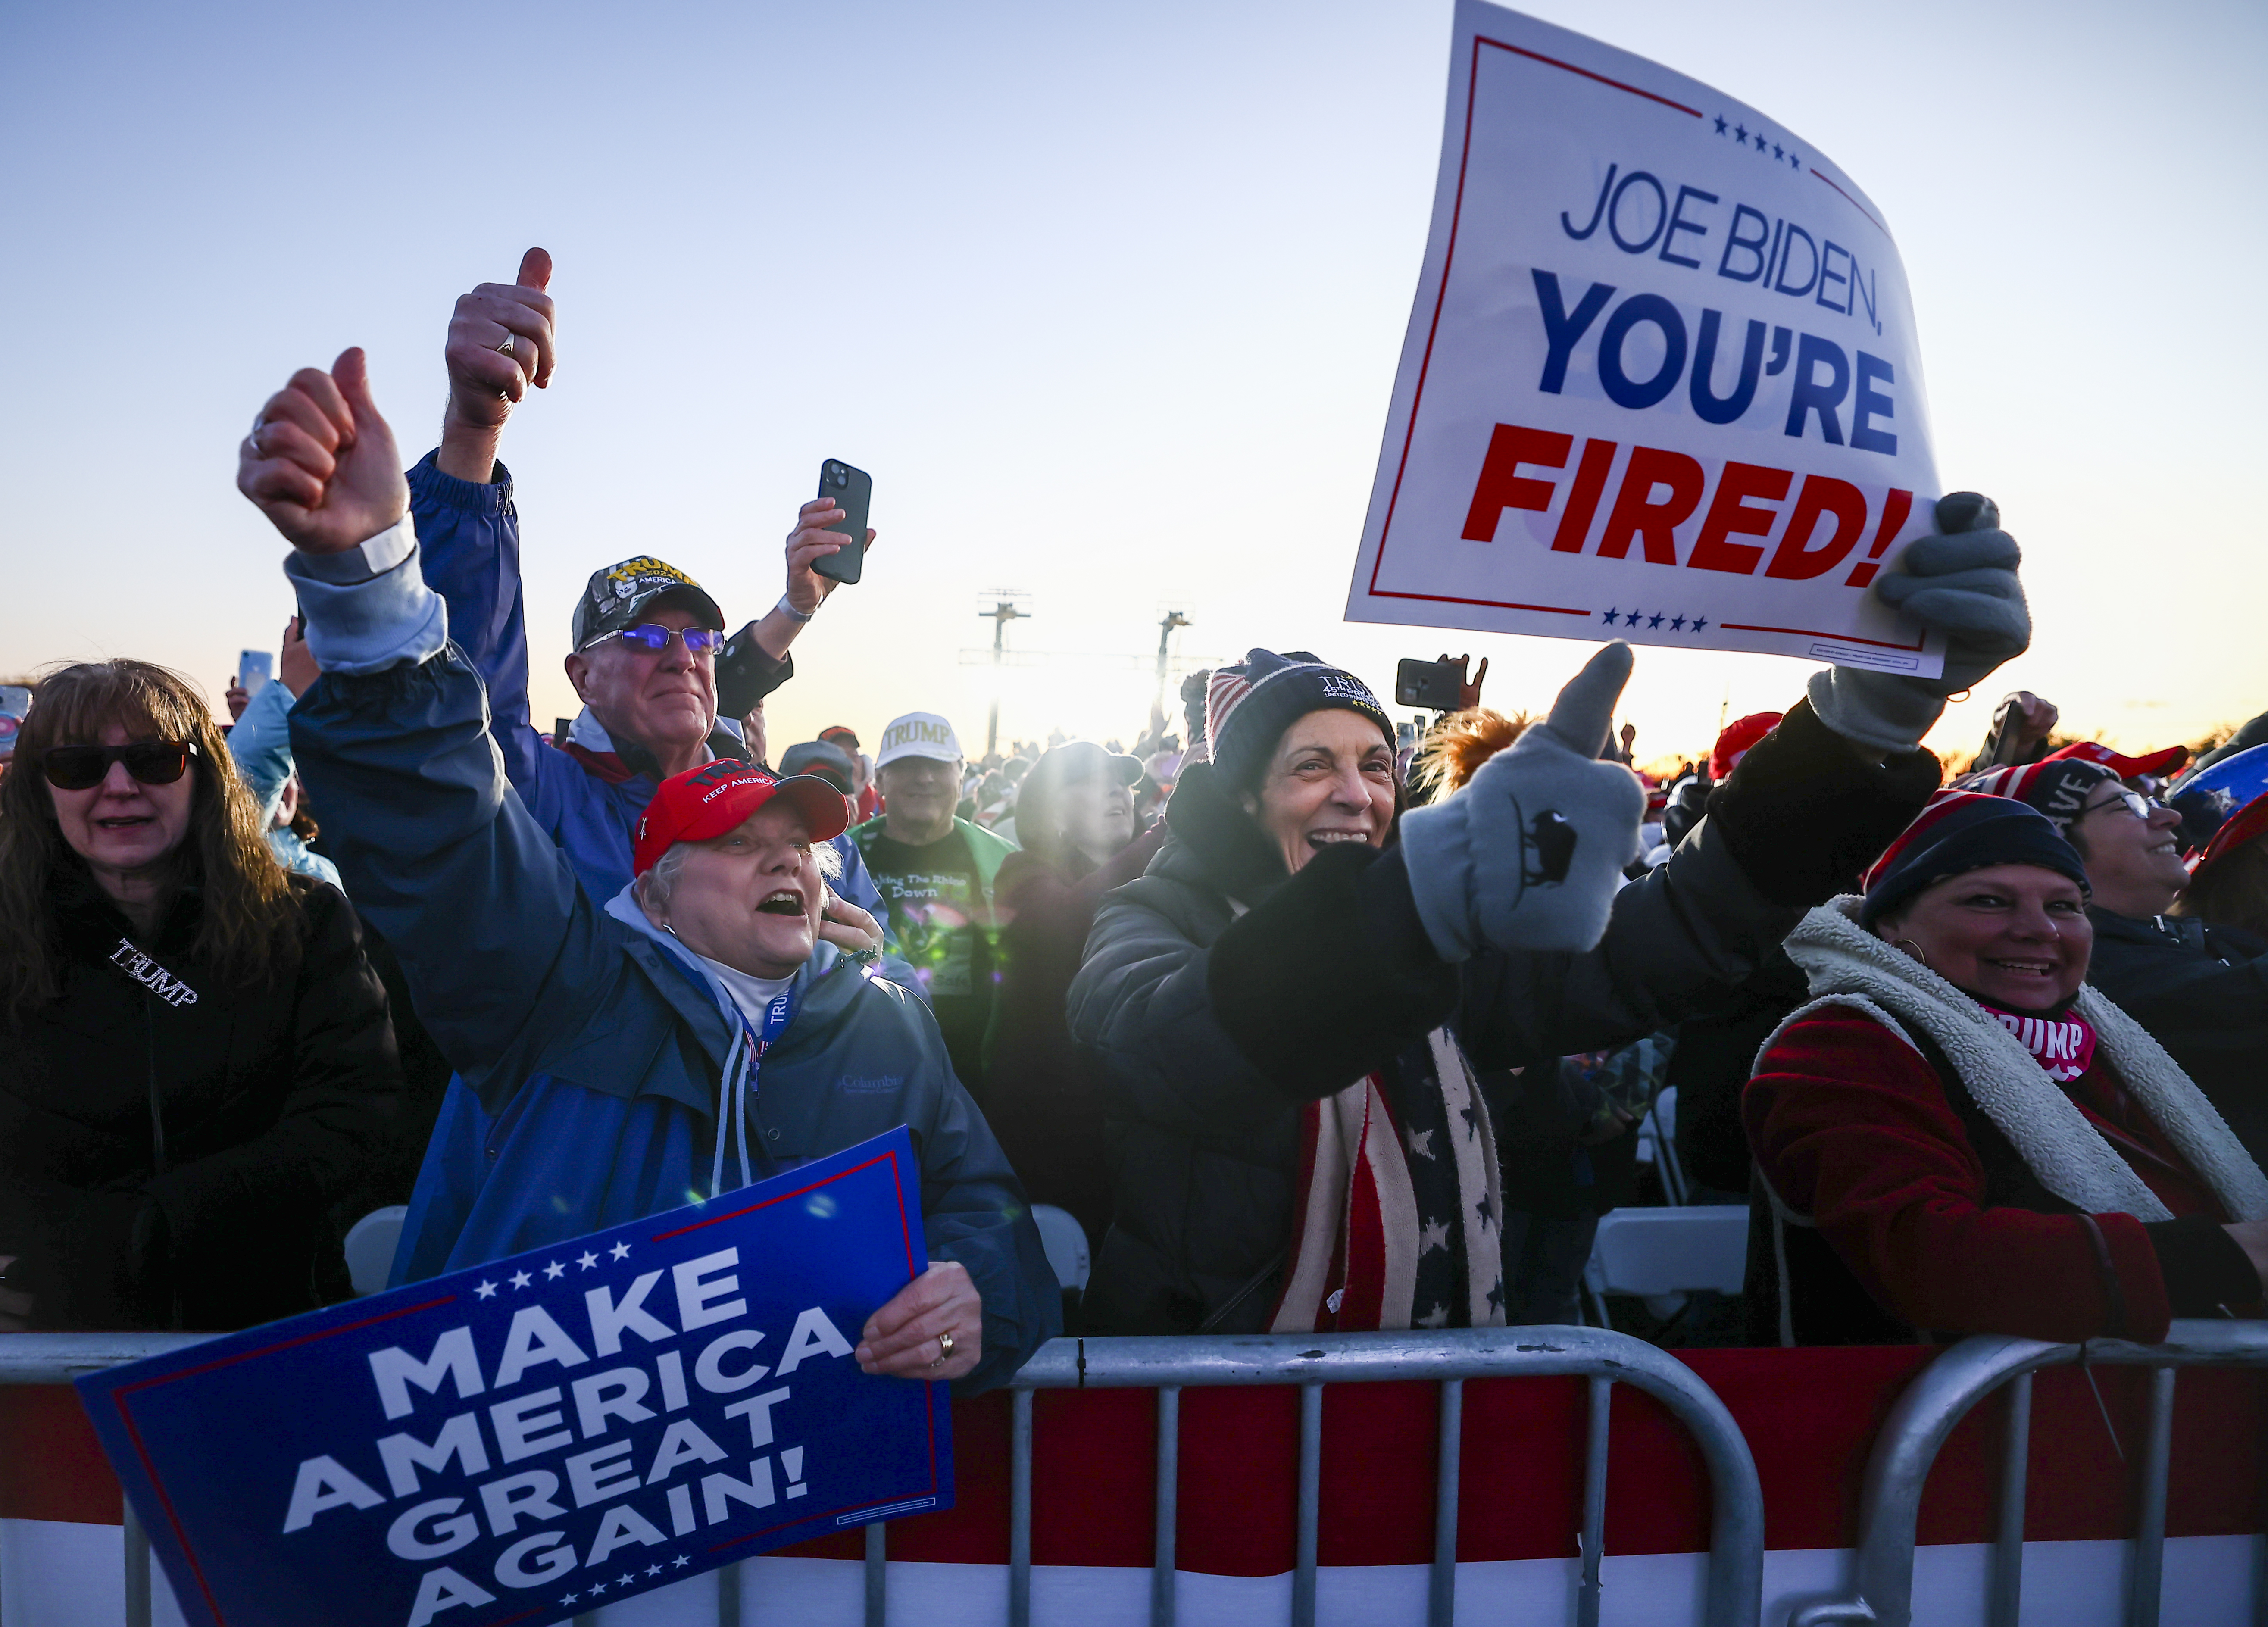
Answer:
[{"xmin": 979, "ymin": 597, "xmax": 1030, "ymax": 760}]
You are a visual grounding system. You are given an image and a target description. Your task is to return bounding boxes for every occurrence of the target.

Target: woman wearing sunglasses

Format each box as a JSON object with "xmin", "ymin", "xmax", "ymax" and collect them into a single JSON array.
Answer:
[{"xmin": 0, "ymin": 661, "xmax": 403, "ymax": 1333}]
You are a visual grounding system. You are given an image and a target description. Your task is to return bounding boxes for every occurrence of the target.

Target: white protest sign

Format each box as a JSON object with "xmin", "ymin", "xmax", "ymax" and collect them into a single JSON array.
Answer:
[{"xmin": 1346, "ymin": 2, "xmax": 1944, "ymax": 678}]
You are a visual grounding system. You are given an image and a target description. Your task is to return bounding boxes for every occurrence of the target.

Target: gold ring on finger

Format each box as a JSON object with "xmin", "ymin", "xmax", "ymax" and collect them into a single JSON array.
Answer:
[{"xmin": 496, "ymin": 334, "xmax": 515, "ymax": 356}]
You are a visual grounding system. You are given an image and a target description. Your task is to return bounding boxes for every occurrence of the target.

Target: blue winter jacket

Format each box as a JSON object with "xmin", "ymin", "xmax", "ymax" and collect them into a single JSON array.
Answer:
[
  {"xmin": 405, "ymin": 453, "xmax": 884, "ymax": 916},
  {"xmin": 285, "ymin": 523, "xmax": 1059, "ymax": 1392},
  {"xmin": 225, "ymin": 679, "xmax": 344, "ymax": 891}
]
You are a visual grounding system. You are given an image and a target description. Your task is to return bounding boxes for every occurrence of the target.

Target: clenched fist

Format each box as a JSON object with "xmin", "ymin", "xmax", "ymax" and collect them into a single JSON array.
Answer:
[
  {"xmin": 444, "ymin": 247, "xmax": 556, "ymax": 433},
  {"xmin": 237, "ymin": 348, "xmax": 407, "ymax": 556}
]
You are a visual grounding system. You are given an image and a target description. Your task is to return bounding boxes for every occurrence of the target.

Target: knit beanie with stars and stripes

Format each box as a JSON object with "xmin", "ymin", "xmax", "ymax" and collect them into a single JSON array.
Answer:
[{"xmin": 1205, "ymin": 649, "xmax": 1395, "ymax": 790}]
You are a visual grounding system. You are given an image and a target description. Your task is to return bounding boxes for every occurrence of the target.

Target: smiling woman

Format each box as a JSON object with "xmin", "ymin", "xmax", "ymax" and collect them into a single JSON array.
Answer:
[
  {"xmin": 1745, "ymin": 791, "xmax": 2268, "ymax": 1347},
  {"xmin": 0, "ymin": 659, "xmax": 403, "ymax": 1331}
]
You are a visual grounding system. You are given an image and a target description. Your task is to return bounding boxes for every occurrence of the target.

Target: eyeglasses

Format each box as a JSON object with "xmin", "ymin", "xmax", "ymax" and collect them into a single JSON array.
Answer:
[
  {"xmin": 40, "ymin": 741, "xmax": 200, "ymax": 792},
  {"xmin": 2084, "ymin": 788, "xmax": 2168, "ymax": 822},
  {"xmin": 578, "ymin": 625, "xmax": 725, "ymax": 655}
]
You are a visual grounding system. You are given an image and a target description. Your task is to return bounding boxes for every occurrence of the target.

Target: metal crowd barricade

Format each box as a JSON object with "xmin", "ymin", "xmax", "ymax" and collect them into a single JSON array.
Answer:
[
  {"xmin": 1790, "ymin": 1319, "xmax": 2268, "ymax": 1627},
  {"xmin": 0, "ymin": 1324, "xmax": 1765, "ymax": 1627},
  {"xmin": 975, "ymin": 1325, "xmax": 1766, "ymax": 1627}
]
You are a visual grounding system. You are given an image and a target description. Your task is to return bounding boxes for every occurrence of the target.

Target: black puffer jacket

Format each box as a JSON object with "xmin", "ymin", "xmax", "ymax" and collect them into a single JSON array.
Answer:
[
  {"xmin": 2087, "ymin": 907, "xmax": 2268, "ymax": 1167},
  {"xmin": 0, "ymin": 866, "xmax": 403, "ymax": 1330},
  {"xmin": 1064, "ymin": 701, "xmax": 1940, "ymax": 1333}
]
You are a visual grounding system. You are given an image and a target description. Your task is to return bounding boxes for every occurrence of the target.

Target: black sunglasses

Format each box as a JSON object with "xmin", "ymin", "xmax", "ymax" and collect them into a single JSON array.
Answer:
[{"xmin": 40, "ymin": 740, "xmax": 201, "ymax": 792}]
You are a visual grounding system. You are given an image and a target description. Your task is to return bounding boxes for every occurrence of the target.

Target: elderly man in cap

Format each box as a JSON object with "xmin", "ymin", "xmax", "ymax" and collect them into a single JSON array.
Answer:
[
  {"xmin": 393, "ymin": 247, "xmax": 884, "ymax": 921},
  {"xmin": 240, "ymin": 344, "xmax": 1058, "ymax": 1390},
  {"xmin": 850, "ymin": 714, "xmax": 1018, "ymax": 1091}
]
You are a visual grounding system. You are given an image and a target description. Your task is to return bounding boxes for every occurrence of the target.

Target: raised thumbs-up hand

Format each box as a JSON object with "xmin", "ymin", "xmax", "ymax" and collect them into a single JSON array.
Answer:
[
  {"xmin": 237, "ymin": 347, "xmax": 408, "ymax": 556},
  {"xmin": 444, "ymin": 247, "xmax": 556, "ymax": 435},
  {"xmin": 1399, "ymin": 641, "xmax": 1646, "ymax": 961}
]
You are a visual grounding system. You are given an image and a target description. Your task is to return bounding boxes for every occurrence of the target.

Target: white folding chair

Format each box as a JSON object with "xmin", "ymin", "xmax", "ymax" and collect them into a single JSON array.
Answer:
[
  {"xmin": 1579, "ymin": 1204, "xmax": 1747, "ymax": 1330},
  {"xmin": 342, "ymin": 1205, "xmax": 408, "ymax": 1297},
  {"xmin": 1632, "ymin": 1084, "xmax": 1690, "ymax": 1205},
  {"xmin": 1029, "ymin": 1203, "xmax": 1091, "ymax": 1295}
]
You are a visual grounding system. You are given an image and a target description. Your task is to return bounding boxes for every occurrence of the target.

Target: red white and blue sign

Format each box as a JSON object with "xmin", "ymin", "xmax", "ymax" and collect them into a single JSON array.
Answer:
[
  {"xmin": 1346, "ymin": 1, "xmax": 1945, "ymax": 677},
  {"xmin": 73, "ymin": 1127, "xmax": 948, "ymax": 1627}
]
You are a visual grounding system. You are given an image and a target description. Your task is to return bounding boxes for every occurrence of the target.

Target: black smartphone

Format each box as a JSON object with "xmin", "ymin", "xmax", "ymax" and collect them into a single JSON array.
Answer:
[
  {"xmin": 1395, "ymin": 656, "xmax": 1468, "ymax": 711},
  {"xmin": 813, "ymin": 459, "xmax": 872, "ymax": 585}
]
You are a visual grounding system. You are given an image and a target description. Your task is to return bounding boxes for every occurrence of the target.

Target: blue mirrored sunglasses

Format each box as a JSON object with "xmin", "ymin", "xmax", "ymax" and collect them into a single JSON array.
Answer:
[{"xmin": 581, "ymin": 624, "xmax": 725, "ymax": 654}]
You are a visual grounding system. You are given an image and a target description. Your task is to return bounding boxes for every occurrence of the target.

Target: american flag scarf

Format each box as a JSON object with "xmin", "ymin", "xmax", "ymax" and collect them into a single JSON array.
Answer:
[{"xmin": 1269, "ymin": 1029, "xmax": 1507, "ymax": 1333}]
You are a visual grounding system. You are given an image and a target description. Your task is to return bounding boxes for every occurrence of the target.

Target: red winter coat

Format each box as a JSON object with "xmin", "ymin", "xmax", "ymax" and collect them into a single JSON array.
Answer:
[{"xmin": 1746, "ymin": 1007, "xmax": 2252, "ymax": 1345}]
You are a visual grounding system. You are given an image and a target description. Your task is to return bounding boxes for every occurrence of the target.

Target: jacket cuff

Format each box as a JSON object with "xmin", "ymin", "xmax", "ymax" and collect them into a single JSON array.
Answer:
[
  {"xmin": 407, "ymin": 448, "xmax": 516, "ymax": 513},
  {"xmin": 1205, "ymin": 843, "xmax": 1460, "ymax": 1101},
  {"xmin": 2093, "ymin": 1212, "xmax": 2174, "ymax": 1342},
  {"xmin": 1703, "ymin": 697, "xmax": 1943, "ymax": 906},
  {"xmin": 2144, "ymin": 1215, "xmax": 2258, "ymax": 1316},
  {"xmin": 285, "ymin": 518, "xmax": 450, "ymax": 676}
]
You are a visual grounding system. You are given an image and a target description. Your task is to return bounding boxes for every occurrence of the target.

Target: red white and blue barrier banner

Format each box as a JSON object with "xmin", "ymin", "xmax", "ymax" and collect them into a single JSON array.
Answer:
[
  {"xmin": 1346, "ymin": 1, "xmax": 1946, "ymax": 678},
  {"xmin": 7, "ymin": 1348, "xmax": 2262, "ymax": 1625},
  {"xmin": 62, "ymin": 1129, "xmax": 947, "ymax": 1627}
]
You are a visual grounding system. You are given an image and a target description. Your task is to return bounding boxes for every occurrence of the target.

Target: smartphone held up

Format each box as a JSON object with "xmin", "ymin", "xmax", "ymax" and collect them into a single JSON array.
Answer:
[{"xmin": 813, "ymin": 459, "xmax": 873, "ymax": 586}]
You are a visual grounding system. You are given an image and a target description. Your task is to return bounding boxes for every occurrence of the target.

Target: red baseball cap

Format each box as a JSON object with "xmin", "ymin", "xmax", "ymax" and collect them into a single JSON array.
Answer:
[
  {"xmin": 632, "ymin": 759, "xmax": 851, "ymax": 877},
  {"xmin": 1710, "ymin": 712, "xmax": 1782, "ymax": 782},
  {"xmin": 2042, "ymin": 740, "xmax": 2190, "ymax": 781}
]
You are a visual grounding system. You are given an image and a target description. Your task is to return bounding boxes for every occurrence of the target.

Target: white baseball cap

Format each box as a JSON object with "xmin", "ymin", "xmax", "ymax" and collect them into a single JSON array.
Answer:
[{"xmin": 876, "ymin": 712, "xmax": 965, "ymax": 768}]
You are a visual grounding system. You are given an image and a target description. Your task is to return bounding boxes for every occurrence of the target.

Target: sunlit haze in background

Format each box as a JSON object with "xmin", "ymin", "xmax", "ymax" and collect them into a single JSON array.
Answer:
[{"xmin": 4, "ymin": 0, "xmax": 2261, "ymax": 771}]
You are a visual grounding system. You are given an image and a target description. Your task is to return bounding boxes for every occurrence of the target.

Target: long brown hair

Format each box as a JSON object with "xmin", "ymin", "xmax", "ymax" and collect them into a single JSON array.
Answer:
[{"xmin": 0, "ymin": 660, "xmax": 301, "ymax": 1019}]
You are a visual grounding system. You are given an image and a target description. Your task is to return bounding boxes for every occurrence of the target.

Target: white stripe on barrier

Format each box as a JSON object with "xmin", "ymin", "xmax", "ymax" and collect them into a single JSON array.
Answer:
[{"xmin": 6, "ymin": 1520, "xmax": 2259, "ymax": 1627}]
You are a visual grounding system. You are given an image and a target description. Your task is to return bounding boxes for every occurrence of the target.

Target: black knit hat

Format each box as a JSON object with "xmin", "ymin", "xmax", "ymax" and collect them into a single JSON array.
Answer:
[
  {"xmin": 1205, "ymin": 649, "xmax": 1394, "ymax": 788},
  {"xmin": 1859, "ymin": 792, "xmax": 2090, "ymax": 929}
]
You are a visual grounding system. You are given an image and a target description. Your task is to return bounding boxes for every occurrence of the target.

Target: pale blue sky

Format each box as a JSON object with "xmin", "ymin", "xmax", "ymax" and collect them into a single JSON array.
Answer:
[{"xmin": 3, "ymin": 0, "xmax": 2260, "ymax": 766}]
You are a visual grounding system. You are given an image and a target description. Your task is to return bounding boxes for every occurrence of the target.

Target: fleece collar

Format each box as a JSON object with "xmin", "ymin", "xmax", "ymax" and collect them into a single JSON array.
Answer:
[{"xmin": 1771, "ymin": 897, "xmax": 2268, "ymax": 1224}]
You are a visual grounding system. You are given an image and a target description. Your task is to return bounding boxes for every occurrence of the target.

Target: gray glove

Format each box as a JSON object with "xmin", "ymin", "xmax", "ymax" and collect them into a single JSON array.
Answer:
[
  {"xmin": 1401, "ymin": 642, "xmax": 1644, "ymax": 961},
  {"xmin": 1806, "ymin": 491, "xmax": 2031, "ymax": 755}
]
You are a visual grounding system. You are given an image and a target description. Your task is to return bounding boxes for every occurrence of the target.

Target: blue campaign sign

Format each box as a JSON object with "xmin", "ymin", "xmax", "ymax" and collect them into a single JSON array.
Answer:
[{"xmin": 75, "ymin": 1127, "xmax": 950, "ymax": 1627}]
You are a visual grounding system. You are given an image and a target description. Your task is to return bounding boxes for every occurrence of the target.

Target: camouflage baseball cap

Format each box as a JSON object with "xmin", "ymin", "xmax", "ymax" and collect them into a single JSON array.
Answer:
[{"xmin": 571, "ymin": 556, "xmax": 726, "ymax": 650}]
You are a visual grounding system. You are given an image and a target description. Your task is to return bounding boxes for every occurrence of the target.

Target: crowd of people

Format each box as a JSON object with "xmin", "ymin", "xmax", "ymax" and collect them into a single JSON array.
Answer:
[{"xmin": 6, "ymin": 248, "xmax": 2268, "ymax": 1384}]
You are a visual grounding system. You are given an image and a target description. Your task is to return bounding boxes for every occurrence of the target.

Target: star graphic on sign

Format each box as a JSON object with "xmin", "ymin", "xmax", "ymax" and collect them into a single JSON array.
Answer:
[
  {"xmin": 561, "ymin": 1594, "xmax": 579, "ymax": 1606},
  {"xmin": 1625, "ymin": 609, "xmax": 1645, "ymax": 626},
  {"xmin": 1647, "ymin": 612, "xmax": 1665, "ymax": 628},
  {"xmin": 588, "ymin": 1580, "xmax": 609, "ymax": 1595},
  {"xmin": 1788, "ymin": 153, "xmax": 1801, "ymax": 169},
  {"xmin": 1406, "ymin": 1127, "xmax": 1435, "ymax": 1161},
  {"xmin": 509, "ymin": 1269, "xmax": 532, "ymax": 1290},
  {"xmin": 619, "ymin": 1574, "xmax": 637, "ymax": 1587},
  {"xmin": 1460, "ymin": 1101, "xmax": 1481, "ymax": 1140},
  {"xmin": 1693, "ymin": 616, "xmax": 1710, "ymax": 631},
  {"xmin": 611, "ymin": 1241, "xmax": 632, "ymax": 1261},
  {"xmin": 475, "ymin": 1280, "xmax": 497, "ymax": 1299},
  {"xmin": 1734, "ymin": 123, "xmax": 1748, "ymax": 142},
  {"xmin": 1416, "ymin": 1303, "xmax": 1451, "ymax": 1329},
  {"xmin": 1670, "ymin": 614, "xmax": 1687, "ymax": 631},
  {"xmin": 1475, "ymin": 1192, "xmax": 1496, "ymax": 1226},
  {"xmin": 1601, "ymin": 606, "xmax": 1620, "ymax": 624},
  {"xmin": 1487, "ymin": 1281, "xmax": 1506, "ymax": 1312},
  {"xmin": 578, "ymin": 1251, "xmax": 600, "ymax": 1271},
  {"xmin": 1773, "ymin": 143, "xmax": 1784, "ymax": 160},
  {"xmin": 673, "ymin": 1555, "xmax": 690, "ymax": 1568},
  {"xmin": 543, "ymin": 1260, "xmax": 566, "ymax": 1280},
  {"xmin": 647, "ymin": 1564, "xmax": 664, "ymax": 1577},
  {"xmin": 1421, "ymin": 1220, "xmax": 1451, "ymax": 1256},
  {"xmin": 1713, "ymin": 114, "xmax": 1728, "ymax": 134}
]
